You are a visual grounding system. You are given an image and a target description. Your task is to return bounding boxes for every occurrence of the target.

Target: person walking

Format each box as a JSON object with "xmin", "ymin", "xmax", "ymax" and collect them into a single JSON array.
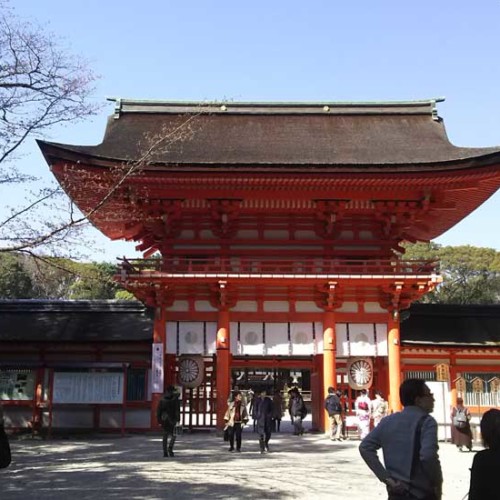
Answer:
[
  {"xmin": 339, "ymin": 389, "xmax": 349, "ymax": 440},
  {"xmin": 325, "ymin": 386, "xmax": 343, "ymax": 441},
  {"xmin": 371, "ymin": 390, "xmax": 389, "ymax": 428},
  {"xmin": 355, "ymin": 389, "xmax": 372, "ymax": 439},
  {"xmin": 271, "ymin": 391, "xmax": 283, "ymax": 432},
  {"xmin": 359, "ymin": 379, "xmax": 443, "ymax": 500},
  {"xmin": 468, "ymin": 408, "xmax": 500, "ymax": 500},
  {"xmin": 288, "ymin": 387, "xmax": 307, "ymax": 436},
  {"xmin": 253, "ymin": 389, "xmax": 273, "ymax": 453},
  {"xmin": 450, "ymin": 397, "xmax": 472, "ymax": 452},
  {"xmin": 223, "ymin": 391, "xmax": 249, "ymax": 452},
  {"xmin": 156, "ymin": 385, "xmax": 181, "ymax": 458}
]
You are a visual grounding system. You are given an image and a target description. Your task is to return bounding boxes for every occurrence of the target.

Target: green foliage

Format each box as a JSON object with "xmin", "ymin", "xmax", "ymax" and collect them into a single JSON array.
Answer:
[
  {"xmin": 0, "ymin": 254, "xmax": 126, "ymax": 300},
  {"xmin": 0, "ymin": 253, "xmax": 35, "ymax": 298},
  {"xmin": 403, "ymin": 242, "xmax": 500, "ymax": 304},
  {"xmin": 114, "ymin": 290, "xmax": 136, "ymax": 301},
  {"xmin": 67, "ymin": 262, "xmax": 119, "ymax": 300}
]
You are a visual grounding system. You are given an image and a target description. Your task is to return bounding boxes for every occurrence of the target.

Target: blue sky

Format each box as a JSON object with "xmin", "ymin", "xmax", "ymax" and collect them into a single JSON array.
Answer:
[{"xmin": 7, "ymin": 0, "xmax": 500, "ymax": 260}]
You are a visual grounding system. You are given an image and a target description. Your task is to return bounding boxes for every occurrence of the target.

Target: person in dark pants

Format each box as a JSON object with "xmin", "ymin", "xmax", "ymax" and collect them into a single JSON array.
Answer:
[
  {"xmin": 254, "ymin": 389, "xmax": 273, "ymax": 453},
  {"xmin": 156, "ymin": 386, "xmax": 181, "ymax": 458},
  {"xmin": 272, "ymin": 391, "xmax": 283, "ymax": 432},
  {"xmin": 468, "ymin": 408, "xmax": 500, "ymax": 500},
  {"xmin": 288, "ymin": 388, "xmax": 306, "ymax": 436},
  {"xmin": 224, "ymin": 391, "xmax": 249, "ymax": 452}
]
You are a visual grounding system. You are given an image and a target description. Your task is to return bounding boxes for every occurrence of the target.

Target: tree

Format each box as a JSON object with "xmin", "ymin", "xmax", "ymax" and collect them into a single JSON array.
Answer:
[
  {"xmin": 0, "ymin": 253, "xmax": 34, "ymax": 298},
  {"xmin": 0, "ymin": 1, "xmax": 98, "ymax": 172},
  {"xmin": 403, "ymin": 242, "xmax": 500, "ymax": 304},
  {"xmin": 0, "ymin": 0, "xmax": 100, "ymax": 262},
  {"xmin": 0, "ymin": 3, "xmax": 207, "ymax": 302}
]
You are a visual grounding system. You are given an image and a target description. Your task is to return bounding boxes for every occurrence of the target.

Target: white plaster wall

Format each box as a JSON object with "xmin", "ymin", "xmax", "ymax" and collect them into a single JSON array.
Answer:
[
  {"xmin": 263, "ymin": 301, "xmax": 289, "ymax": 312},
  {"xmin": 336, "ymin": 323, "xmax": 388, "ymax": 357},
  {"xmin": 295, "ymin": 301, "xmax": 323, "ymax": 312}
]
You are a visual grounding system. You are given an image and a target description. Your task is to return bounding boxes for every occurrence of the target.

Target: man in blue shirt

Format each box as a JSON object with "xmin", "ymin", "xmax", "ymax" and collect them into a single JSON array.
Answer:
[{"xmin": 359, "ymin": 379, "xmax": 442, "ymax": 500}]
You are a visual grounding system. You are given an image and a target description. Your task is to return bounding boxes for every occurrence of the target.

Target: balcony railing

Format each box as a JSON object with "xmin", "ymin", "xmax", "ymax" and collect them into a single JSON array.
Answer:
[{"xmin": 117, "ymin": 257, "xmax": 439, "ymax": 278}]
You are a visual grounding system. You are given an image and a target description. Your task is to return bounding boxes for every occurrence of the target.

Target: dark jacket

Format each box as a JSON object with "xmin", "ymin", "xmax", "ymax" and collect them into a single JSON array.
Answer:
[
  {"xmin": 468, "ymin": 448, "xmax": 500, "ymax": 500},
  {"xmin": 156, "ymin": 390, "xmax": 181, "ymax": 430},
  {"xmin": 254, "ymin": 396, "xmax": 273, "ymax": 432},
  {"xmin": 325, "ymin": 393, "xmax": 342, "ymax": 416},
  {"xmin": 288, "ymin": 394, "xmax": 306, "ymax": 418}
]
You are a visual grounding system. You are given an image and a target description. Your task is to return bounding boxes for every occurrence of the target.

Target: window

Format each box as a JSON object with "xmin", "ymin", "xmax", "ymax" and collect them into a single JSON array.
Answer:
[{"xmin": 126, "ymin": 368, "xmax": 147, "ymax": 401}]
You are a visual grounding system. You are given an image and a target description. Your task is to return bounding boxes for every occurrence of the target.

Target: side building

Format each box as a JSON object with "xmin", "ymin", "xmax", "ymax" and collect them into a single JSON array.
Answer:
[{"xmin": 0, "ymin": 300, "xmax": 498, "ymax": 434}]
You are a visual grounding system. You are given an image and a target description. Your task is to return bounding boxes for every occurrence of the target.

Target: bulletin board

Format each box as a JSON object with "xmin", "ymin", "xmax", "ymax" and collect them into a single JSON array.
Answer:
[{"xmin": 52, "ymin": 372, "xmax": 124, "ymax": 404}]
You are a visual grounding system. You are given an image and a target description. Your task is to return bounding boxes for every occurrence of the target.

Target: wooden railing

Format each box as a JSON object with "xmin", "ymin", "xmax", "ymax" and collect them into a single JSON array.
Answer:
[{"xmin": 117, "ymin": 257, "xmax": 439, "ymax": 277}]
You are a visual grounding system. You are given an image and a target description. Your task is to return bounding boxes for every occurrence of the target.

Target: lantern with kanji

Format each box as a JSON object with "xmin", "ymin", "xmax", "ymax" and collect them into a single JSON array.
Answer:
[
  {"xmin": 488, "ymin": 377, "xmax": 500, "ymax": 393},
  {"xmin": 471, "ymin": 377, "xmax": 484, "ymax": 393},
  {"xmin": 435, "ymin": 363, "xmax": 450, "ymax": 382},
  {"xmin": 455, "ymin": 376, "xmax": 466, "ymax": 396}
]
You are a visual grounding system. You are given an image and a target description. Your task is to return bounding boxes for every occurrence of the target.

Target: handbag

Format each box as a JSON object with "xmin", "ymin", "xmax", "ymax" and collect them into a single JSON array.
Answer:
[{"xmin": 223, "ymin": 427, "xmax": 230, "ymax": 442}]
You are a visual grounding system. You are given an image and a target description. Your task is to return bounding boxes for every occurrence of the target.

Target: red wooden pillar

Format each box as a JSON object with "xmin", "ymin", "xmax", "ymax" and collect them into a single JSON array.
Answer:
[
  {"xmin": 387, "ymin": 313, "xmax": 402, "ymax": 413},
  {"xmin": 322, "ymin": 310, "xmax": 336, "ymax": 432},
  {"xmin": 449, "ymin": 354, "xmax": 458, "ymax": 409},
  {"xmin": 216, "ymin": 309, "xmax": 231, "ymax": 430},
  {"xmin": 151, "ymin": 305, "xmax": 167, "ymax": 429}
]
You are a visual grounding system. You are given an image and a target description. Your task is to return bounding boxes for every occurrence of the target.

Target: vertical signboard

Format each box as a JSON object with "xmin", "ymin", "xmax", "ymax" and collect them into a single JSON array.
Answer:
[{"xmin": 152, "ymin": 343, "xmax": 164, "ymax": 394}]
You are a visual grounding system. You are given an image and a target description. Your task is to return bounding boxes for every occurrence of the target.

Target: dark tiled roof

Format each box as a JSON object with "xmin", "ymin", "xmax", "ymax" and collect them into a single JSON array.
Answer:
[
  {"xmin": 402, "ymin": 303, "xmax": 500, "ymax": 346},
  {"xmin": 0, "ymin": 300, "xmax": 153, "ymax": 342},
  {"xmin": 38, "ymin": 99, "xmax": 500, "ymax": 169},
  {"xmin": 0, "ymin": 300, "xmax": 498, "ymax": 347}
]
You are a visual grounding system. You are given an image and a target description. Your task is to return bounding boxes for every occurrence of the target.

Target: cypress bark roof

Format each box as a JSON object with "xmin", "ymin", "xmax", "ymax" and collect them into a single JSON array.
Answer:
[
  {"xmin": 0, "ymin": 300, "xmax": 498, "ymax": 347},
  {"xmin": 38, "ymin": 98, "xmax": 500, "ymax": 170},
  {"xmin": 0, "ymin": 300, "xmax": 153, "ymax": 342},
  {"xmin": 401, "ymin": 303, "xmax": 500, "ymax": 346}
]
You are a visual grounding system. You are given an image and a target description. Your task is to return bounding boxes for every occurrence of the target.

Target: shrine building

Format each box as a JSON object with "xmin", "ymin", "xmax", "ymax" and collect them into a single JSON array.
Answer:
[{"xmin": 36, "ymin": 98, "xmax": 500, "ymax": 432}]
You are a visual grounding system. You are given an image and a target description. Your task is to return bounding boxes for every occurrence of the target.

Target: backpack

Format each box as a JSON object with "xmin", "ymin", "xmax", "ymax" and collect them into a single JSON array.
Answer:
[
  {"xmin": 325, "ymin": 395, "xmax": 342, "ymax": 415},
  {"xmin": 453, "ymin": 409, "xmax": 467, "ymax": 429}
]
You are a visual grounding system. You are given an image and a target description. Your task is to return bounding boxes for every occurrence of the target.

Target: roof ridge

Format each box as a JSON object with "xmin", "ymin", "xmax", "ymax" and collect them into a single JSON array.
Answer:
[{"xmin": 106, "ymin": 97, "xmax": 446, "ymax": 119}]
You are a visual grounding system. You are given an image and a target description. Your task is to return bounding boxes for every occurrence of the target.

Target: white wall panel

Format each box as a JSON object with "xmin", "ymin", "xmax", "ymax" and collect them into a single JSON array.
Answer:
[
  {"xmin": 265, "ymin": 323, "xmax": 289, "ymax": 355},
  {"xmin": 179, "ymin": 322, "xmax": 205, "ymax": 354},
  {"xmin": 336, "ymin": 323, "xmax": 388, "ymax": 357},
  {"xmin": 290, "ymin": 323, "xmax": 315, "ymax": 355},
  {"xmin": 239, "ymin": 322, "xmax": 265, "ymax": 355}
]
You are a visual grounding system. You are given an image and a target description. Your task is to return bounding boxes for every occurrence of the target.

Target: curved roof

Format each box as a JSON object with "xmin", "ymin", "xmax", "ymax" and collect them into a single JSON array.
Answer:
[{"xmin": 38, "ymin": 98, "xmax": 500, "ymax": 169}]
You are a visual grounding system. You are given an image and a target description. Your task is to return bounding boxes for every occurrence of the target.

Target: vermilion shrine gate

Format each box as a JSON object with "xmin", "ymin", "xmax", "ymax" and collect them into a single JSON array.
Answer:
[{"xmin": 39, "ymin": 99, "xmax": 500, "ymax": 431}]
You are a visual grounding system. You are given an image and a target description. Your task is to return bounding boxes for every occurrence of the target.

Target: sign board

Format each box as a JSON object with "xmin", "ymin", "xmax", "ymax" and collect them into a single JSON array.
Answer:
[
  {"xmin": 455, "ymin": 377, "xmax": 466, "ymax": 394},
  {"xmin": 427, "ymin": 381, "xmax": 452, "ymax": 441},
  {"xmin": 152, "ymin": 343, "xmax": 164, "ymax": 394},
  {"xmin": 435, "ymin": 363, "xmax": 450, "ymax": 382},
  {"xmin": 488, "ymin": 377, "xmax": 499, "ymax": 393},
  {"xmin": 0, "ymin": 370, "xmax": 35, "ymax": 400},
  {"xmin": 471, "ymin": 377, "xmax": 484, "ymax": 393},
  {"xmin": 52, "ymin": 372, "xmax": 124, "ymax": 404}
]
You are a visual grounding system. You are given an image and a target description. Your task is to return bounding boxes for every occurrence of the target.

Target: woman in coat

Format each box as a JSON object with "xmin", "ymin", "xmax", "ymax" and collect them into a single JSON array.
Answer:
[
  {"xmin": 451, "ymin": 397, "xmax": 473, "ymax": 451},
  {"xmin": 224, "ymin": 391, "xmax": 249, "ymax": 452}
]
